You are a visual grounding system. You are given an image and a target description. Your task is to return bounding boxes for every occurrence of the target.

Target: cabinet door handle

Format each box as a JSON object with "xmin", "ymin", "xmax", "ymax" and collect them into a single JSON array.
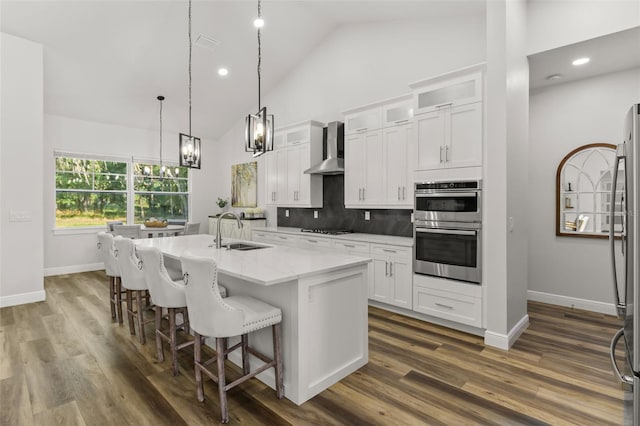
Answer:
[
  {"xmin": 389, "ymin": 262, "xmax": 393, "ymax": 277},
  {"xmin": 403, "ymin": 186, "xmax": 406, "ymax": 200},
  {"xmin": 356, "ymin": 127, "xmax": 368, "ymax": 132},
  {"xmin": 307, "ymin": 239, "xmax": 318, "ymax": 243},
  {"xmin": 445, "ymin": 146, "xmax": 450, "ymax": 163},
  {"xmin": 344, "ymin": 244, "xmax": 355, "ymax": 248},
  {"xmin": 398, "ymin": 186, "xmax": 401, "ymax": 200},
  {"xmin": 440, "ymin": 146, "xmax": 444, "ymax": 163},
  {"xmin": 385, "ymin": 261, "xmax": 389, "ymax": 276},
  {"xmin": 435, "ymin": 302, "xmax": 454, "ymax": 310},
  {"xmin": 394, "ymin": 119, "xmax": 409, "ymax": 124},
  {"xmin": 382, "ymin": 249, "xmax": 396, "ymax": 253},
  {"xmin": 362, "ymin": 188, "xmax": 365, "ymax": 200},
  {"xmin": 435, "ymin": 102, "xmax": 453, "ymax": 109}
]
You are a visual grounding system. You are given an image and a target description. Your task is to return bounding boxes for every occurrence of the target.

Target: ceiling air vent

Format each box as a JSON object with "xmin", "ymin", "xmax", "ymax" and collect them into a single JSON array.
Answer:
[{"xmin": 195, "ymin": 34, "xmax": 220, "ymax": 51}]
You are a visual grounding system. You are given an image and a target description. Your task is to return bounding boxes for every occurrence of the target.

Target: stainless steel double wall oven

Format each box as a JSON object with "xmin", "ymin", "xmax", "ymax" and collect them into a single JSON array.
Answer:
[{"xmin": 414, "ymin": 180, "xmax": 482, "ymax": 284}]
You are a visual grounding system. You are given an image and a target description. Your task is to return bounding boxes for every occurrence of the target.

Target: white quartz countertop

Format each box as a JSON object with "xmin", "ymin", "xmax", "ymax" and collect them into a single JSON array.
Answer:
[
  {"xmin": 255, "ymin": 227, "xmax": 413, "ymax": 247},
  {"xmin": 135, "ymin": 234, "xmax": 371, "ymax": 286}
]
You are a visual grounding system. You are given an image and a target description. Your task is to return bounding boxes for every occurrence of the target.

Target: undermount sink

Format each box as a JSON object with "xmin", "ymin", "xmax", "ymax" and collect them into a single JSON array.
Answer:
[{"xmin": 225, "ymin": 242, "xmax": 270, "ymax": 251}]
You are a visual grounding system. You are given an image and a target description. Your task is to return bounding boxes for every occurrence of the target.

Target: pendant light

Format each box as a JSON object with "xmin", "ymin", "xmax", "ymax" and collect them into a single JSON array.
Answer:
[
  {"xmin": 244, "ymin": 0, "xmax": 273, "ymax": 158},
  {"xmin": 157, "ymin": 95, "xmax": 166, "ymax": 178},
  {"xmin": 179, "ymin": 0, "xmax": 201, "ymax": 169}
]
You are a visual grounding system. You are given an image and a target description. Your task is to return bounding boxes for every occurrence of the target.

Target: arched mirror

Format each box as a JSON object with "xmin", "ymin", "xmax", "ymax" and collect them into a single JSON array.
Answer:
[{"xmin": 556, "ymin": 143, "xmax": 623, "ymax": 238}]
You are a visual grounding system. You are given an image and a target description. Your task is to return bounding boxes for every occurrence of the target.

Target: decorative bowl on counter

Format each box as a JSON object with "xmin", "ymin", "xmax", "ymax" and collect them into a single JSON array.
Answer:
[{"xmin": 143, "ymin": 217, "xmax": 168, "ymax": 228}]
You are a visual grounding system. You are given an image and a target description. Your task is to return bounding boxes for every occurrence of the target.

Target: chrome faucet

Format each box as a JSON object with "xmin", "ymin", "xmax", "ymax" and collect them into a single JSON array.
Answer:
[{"xmin": 216, "ymin": 212, "xmax": 243, "ymax": 249}]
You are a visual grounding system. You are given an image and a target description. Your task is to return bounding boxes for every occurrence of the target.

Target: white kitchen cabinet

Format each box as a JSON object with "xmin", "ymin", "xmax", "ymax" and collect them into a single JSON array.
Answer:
[
  {"xmin": 297, "ymin": 235, "xmax": 332, "ymax": 249},
  {"xmin": 252, "ymin": 230, "xmax": 299, "ymax": 247},
  {"xmin": 370, "ymin": 244, "xmax": 412, "ymax": 309},
  {"xmin": 410, "ymin": 64, "xmax": 484, "ymax": 172},
  {"xmin": 382, "ymin": 97, "xmax": 413, "ymax": 128},
  {"xmin": 410, "ymin": 67, "xmax": 482, "ymax": 115},
  {"xmin": 265, "ymin": 121, "xmax": 323, "ymax": 208},
  {"xmin": 344, "ymin": 130, "xmax": 384, "ymax": 207},
  {"xmin": 344, "ymin": 107, "xmax": 382, "ymax": 135},
  {"xmin": 208, "ymin": 217, "xmax": 266, "ymax": 241},
  {"xmin": 412, "ymin": 273, "xmax": 482, "ymax": 328},
  {"xmin": 415, "ymin": 101, "xmax": 482, "ymax": 171},
  {"xmin": 383, "ymin": 123, "xmax": 414, "ymax": 206}
]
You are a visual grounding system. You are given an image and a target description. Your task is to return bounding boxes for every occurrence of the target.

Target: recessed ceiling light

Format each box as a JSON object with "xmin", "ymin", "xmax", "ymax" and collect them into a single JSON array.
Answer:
[
  {"xmin": 218, "ymin": 67, "xmax": 229, "ymax": 77},
  {"xmin": 254, "ymin": 17, "xmax": 264, "ymax": 28},
  {"xmin": 572, "ymin": 57, "xmax": 590, "ymax": 66},
  {"xmin": 546, "ymin": 74, "xmax": 563, "ymax": 81}
]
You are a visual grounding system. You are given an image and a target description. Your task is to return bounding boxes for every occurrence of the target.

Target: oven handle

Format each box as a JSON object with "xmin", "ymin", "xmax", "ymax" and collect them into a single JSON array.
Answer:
[
  {"xmin": 416, "ymin": 228, "xmax": 477, "ymax": 236},
  {"xmin": 415, "ymin": 192, "xmax": 478, "ymax": 198}
]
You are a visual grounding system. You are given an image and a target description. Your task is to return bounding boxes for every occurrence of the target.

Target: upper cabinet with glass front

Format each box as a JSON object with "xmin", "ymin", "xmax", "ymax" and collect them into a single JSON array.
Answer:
[
  {"xmin": 556, "ymin": 143, "xmax": 622, "ymax": 238},
  {"xmin": 410, "ymin": 65, "xmax": 483, "ymax": 115}
]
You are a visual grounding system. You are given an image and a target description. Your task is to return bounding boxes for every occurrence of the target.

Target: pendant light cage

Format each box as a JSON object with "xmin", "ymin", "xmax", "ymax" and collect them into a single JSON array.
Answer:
[
  {"xmin": 180, "ymin": 0, "xmax": 201, "ymax": 169},
  {"xmin": 245, "ymin": 0, "xmax": 274, "ymax": 158}
]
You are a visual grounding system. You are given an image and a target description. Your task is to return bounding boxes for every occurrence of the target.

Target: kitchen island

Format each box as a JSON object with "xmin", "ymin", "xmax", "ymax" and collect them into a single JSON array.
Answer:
[{"xmin": 135, "ymin": 234, "xmax": 370, "ymax": 405}]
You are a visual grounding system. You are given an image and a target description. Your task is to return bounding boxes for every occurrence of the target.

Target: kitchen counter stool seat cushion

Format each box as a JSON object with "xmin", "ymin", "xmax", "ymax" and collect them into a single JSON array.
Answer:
[
  {"xmin": 97, "ymin": 232, "xmax": 124, "ymax": 323},
  {"xmin": 113, "ymin": 236, "xmax": 154, "ymax": 344},
  {"xmin": 180, "ymin": 254, "xmax": 283, "ymax": 424}
]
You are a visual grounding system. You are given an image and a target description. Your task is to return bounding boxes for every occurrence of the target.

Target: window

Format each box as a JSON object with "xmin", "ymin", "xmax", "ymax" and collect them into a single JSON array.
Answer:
[
  {"xmin": 133, "ymin": 162, "xmax": 189, "ymax": 223},
  {"xmin": 55, "ymin": 154, "xmax": 190, "ymax": 229},
  {"xmin": 55, "ymin": 157, "xmax": 128, "ymax": 228}
]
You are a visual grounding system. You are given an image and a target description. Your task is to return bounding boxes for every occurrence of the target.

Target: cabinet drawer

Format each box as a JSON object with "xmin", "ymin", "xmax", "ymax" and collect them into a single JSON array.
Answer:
[
  {"xmin": 371, "ymin": 244, "xmax": 411, "ymax": 258},
  {"xmin": 297, "ymin": 236, "xmax": 331, "ymax": 249},
  {"xmin": 413, "ymin": 285, "xmax": 481, "ymax": 327},
  {"xmin": 332, "ymin": 239, "xmax": 370, "ymax": 254}
]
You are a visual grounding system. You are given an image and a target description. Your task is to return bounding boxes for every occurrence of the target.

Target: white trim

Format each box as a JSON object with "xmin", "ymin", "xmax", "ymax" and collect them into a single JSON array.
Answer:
[
  {"xmin": 484, "ymin": 314, "xmax": 530, "ymax": 350},
  {"xmin": 53, "ymin": 149, "xmax": 128, "ymax": 163},
  {"xmin": 527, "ymin": 290, "xmax": 616, "ymax": 315},
  {"xmin": 44, "ymin": 262, "xmax": 103, "ymax": 277},
  {"xmin": 52, "ymin": 226, "xmax": 104, "ymax": 236},
  {"xmin": 0, "ymin": 290, "xmax": 46, "ymax": 308}
]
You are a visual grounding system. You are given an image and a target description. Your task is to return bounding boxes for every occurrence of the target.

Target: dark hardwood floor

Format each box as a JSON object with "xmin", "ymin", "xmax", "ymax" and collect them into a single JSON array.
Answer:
[{"xmin": 0, "ymin": 271, "xmax": 625, "ymax": 425}]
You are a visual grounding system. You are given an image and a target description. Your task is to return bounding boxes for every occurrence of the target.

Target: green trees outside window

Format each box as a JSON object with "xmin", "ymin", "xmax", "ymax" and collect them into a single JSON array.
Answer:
[{"xmin": 55, "ymin": 156, "xmax": 189, "ymax": 228}]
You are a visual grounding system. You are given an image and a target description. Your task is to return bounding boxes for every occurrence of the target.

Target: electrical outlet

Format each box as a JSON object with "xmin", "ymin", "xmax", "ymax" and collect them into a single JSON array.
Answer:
[
  {"xmin": 410, "ymin": 212, "xmax": 415, "ymax": 223},
  {"xmin": 285, "ymin": 209, "xmax": 289, "ymax": 217},
  {"xmin": 508, "ymin": 217, "xmax": 515, "ymax": 233},
  {"xmin": 313, "ymin": 211, "xmax": 319, "ymax": 219},
  {"xmin": 365, "ymin": 211, "xmax": 370, "ymax": 221}
]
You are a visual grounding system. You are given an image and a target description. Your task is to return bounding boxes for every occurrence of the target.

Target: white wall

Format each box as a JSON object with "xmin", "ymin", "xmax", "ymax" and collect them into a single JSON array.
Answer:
[
  {"xmin": 528, "ymin": 68, "xmax": 640, "ymax": 311},
  {"xmin": 212, "ymin": 15, "xmax": 487, "ymax": 224},
  {"xmin": 484, "ymin": 0, "xmax": 530, "ymax": 349},
  {"xmin": 43, "ymin": 115, "xmax": 217, "ymax": 273},
  {"xmin": 0, "ymin": 33, "xmax": 45, "ymax": 307},
  {"xmin": 526, "ymin": 0, "xmax": 640, "ymax": 54}
]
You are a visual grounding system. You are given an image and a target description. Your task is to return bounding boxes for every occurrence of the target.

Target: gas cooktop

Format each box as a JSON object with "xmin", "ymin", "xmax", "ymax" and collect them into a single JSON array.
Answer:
[{"xmin": 300, "ymin": 228, "xmax": 353, "ymax": 235}]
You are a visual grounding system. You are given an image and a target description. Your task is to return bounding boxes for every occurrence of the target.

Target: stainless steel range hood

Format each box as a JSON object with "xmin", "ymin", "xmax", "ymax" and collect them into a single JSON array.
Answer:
[{"xmin": 304, "ymin": 121, "xmax": 344, "ymax": 175}]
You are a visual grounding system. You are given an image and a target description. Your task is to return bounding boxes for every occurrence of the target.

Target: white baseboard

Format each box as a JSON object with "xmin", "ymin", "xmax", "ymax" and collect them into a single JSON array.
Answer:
[
  {"xmin": 484, "ymin": 314, "xmax": 529, "ymax": 350},
  {"xmin": 528, "ymin": 290, "xmax": 616, "ymax": 315},
  {"xmin": 44, "ymin": 263, "xmax": 103, "ymax": 277},
  {"xmin": 0, "ymin": 290, "xmax": 46, "ymax": 308}
]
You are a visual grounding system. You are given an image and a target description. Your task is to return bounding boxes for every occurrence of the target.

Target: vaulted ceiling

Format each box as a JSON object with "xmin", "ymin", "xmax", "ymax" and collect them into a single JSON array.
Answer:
[{"xmin": 1, "ymin": 0, "xmax": 485, "ymax": 140}]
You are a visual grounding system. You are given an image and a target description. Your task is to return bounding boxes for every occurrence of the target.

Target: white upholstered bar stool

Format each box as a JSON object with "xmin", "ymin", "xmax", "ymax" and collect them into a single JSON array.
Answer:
[
  {"xmin": 136, "ymin": 246, "xmax": 227, "ymax": 376},
  {"xmin": 183, "ymin": 222, "xmax": 201, "ymax": 235},
  {"xmin": 113, "ymin": 224, "xmax": 142, "ymax": 239},
  {"xmin": 113, "ymin": 236, "xmax": 154, "ymax": 344},
  {"xmin": 180, "ymin": 255, "xmax": 283, "ymax": 424},
  {"xmin": 97, "ymin": 232, "xmax": 124, "ymax": 323}
]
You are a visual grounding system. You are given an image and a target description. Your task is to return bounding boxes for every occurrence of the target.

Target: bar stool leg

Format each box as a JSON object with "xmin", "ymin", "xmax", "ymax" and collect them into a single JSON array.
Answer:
[
  {"xmin": 126, "ymin": 290, "xmax": 135, "ymax": 335},
  {"xmin": 155, "ymin": 307, "xmax": 164, "ymax": 362},
  {"xmin": 194, "ymin": 332, "xmax": 204, "ymax": 402},
  {"xmin": 273, "ymin": 324, "xmax": 284, "ymax": 399},
  {"xmin": 136, "ymin": 290, "xmax": 146, "ymax": 344},
  {"xmin": 216, "ymin": 337, "xmax": 229, "ymax": 423},
  {"xmin": 115, "ymin": 278, "xmax": 123, "ymax": 324},
  {"xmin": 182, "ymin": 308, "xmax": 190, "ymax": 334},
  {"xmin": 241, "ymin": 334, "xmax": 250, "ymax": 375},
  {"xmin": 109, "ymin": 277, "xmax": 116, "ymax": 320},
  {"xmin": 169, "ymin": 308, "xmax": 179, "ymax": 376}
]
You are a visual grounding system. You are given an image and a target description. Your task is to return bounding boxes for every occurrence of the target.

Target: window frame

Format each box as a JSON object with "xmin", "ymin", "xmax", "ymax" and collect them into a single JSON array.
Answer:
[{"xmin": 52, "ymin": 152, "xmax": 191, "ymax": 234}]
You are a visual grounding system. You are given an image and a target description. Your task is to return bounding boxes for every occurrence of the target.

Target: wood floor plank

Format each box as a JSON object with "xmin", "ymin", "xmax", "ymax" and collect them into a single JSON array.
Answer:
[
  {"xmin": 0, "ymin": 373, "xmax": 34, "ymax": 426},
  {"xmin": 0, "ymin": 273, "xmax": 626, "ymax": 425}
]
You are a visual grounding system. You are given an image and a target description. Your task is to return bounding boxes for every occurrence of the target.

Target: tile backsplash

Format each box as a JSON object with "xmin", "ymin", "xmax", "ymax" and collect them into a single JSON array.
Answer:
[{"xmin": 277, "ymin": 175, "xmax": 412, "ymax": 237}]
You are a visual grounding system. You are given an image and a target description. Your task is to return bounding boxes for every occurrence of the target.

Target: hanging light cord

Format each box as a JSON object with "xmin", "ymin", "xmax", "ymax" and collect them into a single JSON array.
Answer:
[
  {"xmin": 188, "ymin": 0, "xmax": 193, "ymax": 135},
  {"xmin": 159, "ymin": 97, "xmax": 163, "ymax": 175},
  {"xmin": 257, "ymin": 0, "xmax": 262, "ymax": 111}
]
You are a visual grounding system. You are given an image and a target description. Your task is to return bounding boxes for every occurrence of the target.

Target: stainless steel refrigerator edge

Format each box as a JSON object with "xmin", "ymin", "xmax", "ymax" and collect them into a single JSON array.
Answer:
[{"xmin": 610, "ymin": 103, "xmax": 640, "ymax": 425}]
